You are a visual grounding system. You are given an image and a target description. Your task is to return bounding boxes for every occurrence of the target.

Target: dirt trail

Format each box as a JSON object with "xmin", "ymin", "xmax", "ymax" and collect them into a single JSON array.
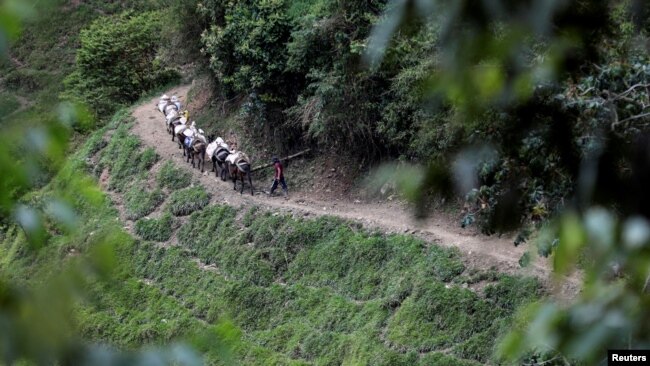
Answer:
[{"xmin": 131, "ymin": 85, "xmax": 580, "ymax": 298}]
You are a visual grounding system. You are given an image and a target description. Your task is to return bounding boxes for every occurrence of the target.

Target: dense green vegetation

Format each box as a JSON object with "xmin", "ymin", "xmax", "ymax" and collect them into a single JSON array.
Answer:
[
  {"xmin": 196, "ymin": 0, "xmax": 389, "ymax": 154},
  {"xmin": 124, "ymin": 185, "xmax": 165, "ymax": 220},
  {"xmin": 97, "ymin": 122, "xmax": 159, "ymax": 192},
  {"xmin": 135, "ymin": 213, "xmax": 174, "ymax": 242},
  {"xmin": 157, "ymin": 160, "xmax": 192, "ymax": 190},
  {"xmin": 1, "ymin": 0, "xmax": 173, "ymax": 123},
  {"xmin": 167, "ymin": 186, "xmax": 211, "ymax": 216},
  {"xmin": 64, "ymin": 11, "xmax": 179, "ymax": 118}
]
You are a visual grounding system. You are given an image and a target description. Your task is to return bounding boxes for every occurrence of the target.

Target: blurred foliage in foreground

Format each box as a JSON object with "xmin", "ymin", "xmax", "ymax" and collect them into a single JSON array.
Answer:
[
  {"xmin": 369, "ymin": 0, "xmax": 650, "ymax": 364},
  {"xmin": 0, "ymin": 1, "xmax": 235, "ymax": 364}
]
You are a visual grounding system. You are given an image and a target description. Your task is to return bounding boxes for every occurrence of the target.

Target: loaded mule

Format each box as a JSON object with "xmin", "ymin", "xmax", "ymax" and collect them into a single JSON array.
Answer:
[
  {"xmin": 168, "ymin": 112, "xmax": 187, "ymax": 137},
  {"xmin": 188, "ymin": 129, "xmax": 208, "ymax": 172},
  {"xmin": 157, "ymin": 95, "xmax": 170, "ymax": 114},
  {"xmin": 226, "ymin": 151, "xmax": 254, "ymax": 195},
  {"xmin": 166, "ymin": 109, "xmax": 179, "ymax": 134},
  {"xmin": 206, "ymin": 137, "xmax": 231, "ymax": 181},
  {"xmin": 163, "ymin": 99, "xmax": 178, "ymax": 117},
  {"xmin": 175, "ymin": 123, "xmax": 194, "ymax": 157}
]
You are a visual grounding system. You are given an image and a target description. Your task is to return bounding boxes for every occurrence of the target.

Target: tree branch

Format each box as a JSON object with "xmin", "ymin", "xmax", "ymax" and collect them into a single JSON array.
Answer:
[
  {"xmin": 251, "ymin": 149, "xmax": 312, "ymax": 172},
  {"xmin": 614, "ymin": 83, "xmax": 650, "ymax": 99},
  {"xmin": 617, "ymin": 111, "xmax": 650, "ymax": 126}
]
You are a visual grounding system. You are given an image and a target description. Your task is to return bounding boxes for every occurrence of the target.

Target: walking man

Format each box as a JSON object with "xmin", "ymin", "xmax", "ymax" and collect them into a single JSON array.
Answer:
[{"xmin": 269, "ymin": 157, "xmax": 288, "ymax": 198}]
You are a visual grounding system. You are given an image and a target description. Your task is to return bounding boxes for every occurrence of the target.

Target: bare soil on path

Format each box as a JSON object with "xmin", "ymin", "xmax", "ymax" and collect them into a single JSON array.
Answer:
[{"xmin": 131, "ymin": 85, "xmax": 580, "ymax": 298}]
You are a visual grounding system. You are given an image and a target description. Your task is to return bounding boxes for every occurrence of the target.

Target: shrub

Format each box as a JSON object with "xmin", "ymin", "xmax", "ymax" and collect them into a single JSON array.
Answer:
[
  {"xmin": 107, "ymin": 109, "xmax": 132, "ymax": 130},
  {"xmin": 80, "ymin": 130, "xmax": 108, "ymax": 161},
  {"xmin": 200, "ymin": 1, "xmax": 292, "ymax": 98},
  {"xmin": 157, "ymin": 160, "xmax": 191, "ymax": 190},
  {"xmin": 134, "ymin": 213, "xmax": 173, "ymax": 242},
  {"xmin": 482, "ymin": 275, "xmax": 541, "ymax": 312},
  {"xmin": 452, "ymin": 322, "xmax": 505, "ymax": 364},
  {"xmin": 99, "ymin": 130, "xmax": 140, "ymax": 190},
  {"xmin": 177, "ymin": 205, "xmax": 237, "ymax": 259},
  {"xmin": 167, "ymin": 186, "xmax": 210, "ymax": 216},
  {"xmin": 98, "ymin": 123, "xmax": 159, "ymax": 191},
  {"xmin": 64, "ymin": 11, "xmax": 179, "ymax": 118},
  {"xmin": 137, "ymin": 148, "xmax": 158, "ymax": 172},
  {"xmin": 385, "ymin": 282, "xmax": 502, "ymax": 355},
  {"xmin": 427, "ymin": 246, "xmax": 466, "ymax": 282},
  {"xmin": 124, "ymin": 184, "xmax": 165, "ymax": 220}
]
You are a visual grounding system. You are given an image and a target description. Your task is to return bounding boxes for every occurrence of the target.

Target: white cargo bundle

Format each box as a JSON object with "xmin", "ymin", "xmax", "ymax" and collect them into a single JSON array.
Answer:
[
  {"xmin": 174, "ymin": 125, "xmax": 187, "ymax": 135},
  {"xmin": 166, "ymin": 110, "xmax": 178, "ymax": 125},
  {"xmin": 225, "ymin": 152, "xmax": 240, "ymax": 165},
  {"xmin": 165, "ymin": 104, "xmax": 177, "ymax": 115},
  {"xmin": 206, "ymin": 141, "xmax": 218, "ymax": 157}
]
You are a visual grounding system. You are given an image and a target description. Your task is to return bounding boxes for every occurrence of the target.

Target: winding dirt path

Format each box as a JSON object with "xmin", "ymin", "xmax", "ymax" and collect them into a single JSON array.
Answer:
[{"xmin": 131, "ymin": 85, "xmax": 579, "ymax": 298}]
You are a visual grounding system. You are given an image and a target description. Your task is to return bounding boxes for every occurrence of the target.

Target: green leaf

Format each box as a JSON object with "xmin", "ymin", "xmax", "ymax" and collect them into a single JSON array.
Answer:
[{"xmin": 554, "ymin": 212, "xmax": 586, "ymax": 276}]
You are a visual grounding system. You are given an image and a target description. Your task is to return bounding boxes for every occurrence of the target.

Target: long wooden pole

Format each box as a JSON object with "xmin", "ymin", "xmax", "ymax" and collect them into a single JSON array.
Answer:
[{"xmin": 251, "ymin": 149, "xmax": 311, "ymax": 172}]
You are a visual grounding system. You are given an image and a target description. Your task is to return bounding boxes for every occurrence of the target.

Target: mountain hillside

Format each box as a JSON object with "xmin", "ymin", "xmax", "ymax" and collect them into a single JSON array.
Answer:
[{"xmin": 1, "ymin": 1, "xmax": 650, "ymax": 365}]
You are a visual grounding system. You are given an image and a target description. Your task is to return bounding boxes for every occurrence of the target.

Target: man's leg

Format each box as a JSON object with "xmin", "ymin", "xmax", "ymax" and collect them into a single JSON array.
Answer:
[
  {"xmin": 280, "ymin": 177, "xmax": 288, "ymax": 196},
  {"xmin": 269, "ymin": 179, "xmax": 279, "ymax": 195}
]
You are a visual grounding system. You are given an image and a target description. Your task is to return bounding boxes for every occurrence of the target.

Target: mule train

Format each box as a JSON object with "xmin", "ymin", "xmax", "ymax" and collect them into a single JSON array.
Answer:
[{"xmin": 157, "ymin": 95, "xmax": 254, "ymax": 195}]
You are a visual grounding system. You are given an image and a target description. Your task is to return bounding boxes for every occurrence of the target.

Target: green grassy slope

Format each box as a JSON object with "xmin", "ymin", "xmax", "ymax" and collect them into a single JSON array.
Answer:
[{"xmin": 1, "ymin": 109, "xmax": 543, "ymax": 365}]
